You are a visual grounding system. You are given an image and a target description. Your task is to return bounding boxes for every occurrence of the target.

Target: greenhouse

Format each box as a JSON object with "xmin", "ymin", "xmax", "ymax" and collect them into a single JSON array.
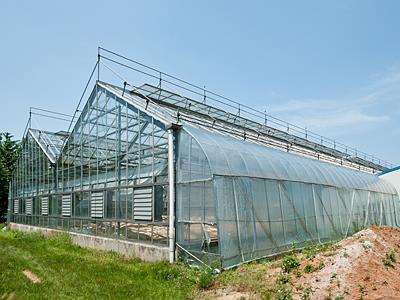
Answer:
[{"xmin": 8, "ymin": 50, "xmax": 400, "ymax": 268}]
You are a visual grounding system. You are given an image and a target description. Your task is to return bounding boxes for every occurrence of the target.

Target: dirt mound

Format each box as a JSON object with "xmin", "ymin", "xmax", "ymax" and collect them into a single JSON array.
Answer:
[
  {"xmin": 292, "ymin": 226, "xmax": 400, "ymax": 299},
  {"xmin": 198, "ymin": 226, "xmax": 400, "ymax": 300}
]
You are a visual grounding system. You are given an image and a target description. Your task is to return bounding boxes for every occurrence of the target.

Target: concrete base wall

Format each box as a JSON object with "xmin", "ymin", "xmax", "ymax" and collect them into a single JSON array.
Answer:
[{"xmin": 9, "ymin": 223, "xmax": 169, "ymax": 262}]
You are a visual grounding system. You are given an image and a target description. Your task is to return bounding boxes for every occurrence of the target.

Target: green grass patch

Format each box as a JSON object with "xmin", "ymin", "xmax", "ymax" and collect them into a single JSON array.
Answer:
[{"xmin": 0, "ymin": 230, "xmax": 201, "ymax": 299}]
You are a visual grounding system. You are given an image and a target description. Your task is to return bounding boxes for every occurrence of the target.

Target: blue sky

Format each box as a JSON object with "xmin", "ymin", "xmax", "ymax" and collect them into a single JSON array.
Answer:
[{"xmin": 1, "ymin": 1, "xmax": 400, "ymax": 164}]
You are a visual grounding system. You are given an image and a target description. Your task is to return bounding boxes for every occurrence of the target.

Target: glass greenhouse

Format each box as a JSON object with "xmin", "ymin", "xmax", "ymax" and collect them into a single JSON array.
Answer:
[{"xmin": 8, "ymin": 54, "xmax": 400, "ymax": 268}]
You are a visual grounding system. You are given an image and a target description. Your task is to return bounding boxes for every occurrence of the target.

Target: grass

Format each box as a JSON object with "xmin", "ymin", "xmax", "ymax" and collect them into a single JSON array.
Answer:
[
  {"xmin": 214, "ymin": 261, "xmax": 276, "ymax": 299},
  {"xmin": 0, "ymin": 228, "xmax": 201, "ymax": 300},
  {"xmin": 0, "ymin": 225, "xmax": 349, "ymax": 300}
]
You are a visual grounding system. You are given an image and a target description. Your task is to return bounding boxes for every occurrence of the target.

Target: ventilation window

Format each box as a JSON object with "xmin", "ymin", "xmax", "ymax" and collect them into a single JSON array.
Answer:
[
  {"xmin": 41, "ymin": 196, "xmax": 49, "ymax": 215},
  {"xmin": 62, "ymin": 194, "xmax": 72, "ymax": 217},
  {"xmin": 133, "ymin": 187, "xmax": 153, "ymax": 221},
  {"xmin": 13, "ymin": 199, "xmax": 19, "ymax": 214},
  {"xmin": 26, "ymin": 198, "xmax": 33, "ymax": 215},
  {"xmin": 91, "ymin": 191, "xmax": 104, "ymax": 218}
]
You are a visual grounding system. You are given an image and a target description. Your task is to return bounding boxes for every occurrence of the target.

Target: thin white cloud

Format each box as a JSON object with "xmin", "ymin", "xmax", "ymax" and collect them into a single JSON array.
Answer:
[
  {"xmin": 266, "ymin": 99, "xmax": 336, "ymax": 114},
  {"xmin": 295, "ymin": 110, "xmax": 389, "ymax": 130},
  {"xmin": 262, "ymin": 68, "xmax": 400, "ymax": 132}
]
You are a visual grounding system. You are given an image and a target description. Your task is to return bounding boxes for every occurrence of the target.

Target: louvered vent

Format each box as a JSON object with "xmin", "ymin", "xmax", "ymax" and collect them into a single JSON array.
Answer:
[
  {"xmin": 62, "ymin": 194, "xmax": 72, "ymax": 216},
  {"xmin": 133, "ymin": 187, "xmax": 153, "ymax": 221},
  {"xmin": 26, "ymin": 198, "xmax": 33, "ymax": 215},
  {"xmin": 41, "ymin": 196, "xmax": 49, "ymax": 215},
  {"xmin": 91, "ymin": 191, "xmax": 104, "ymax": 218},
  {"xmin": 13, "ymin": 199, "xmax": 19, "ymax": 214}
]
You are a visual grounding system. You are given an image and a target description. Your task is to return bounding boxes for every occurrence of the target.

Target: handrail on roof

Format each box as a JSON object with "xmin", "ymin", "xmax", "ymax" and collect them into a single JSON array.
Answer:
[
  {"xmin": 23, "ymin": 48, "xmax": 394, "ymax": 171},
  {"xmin": 97, "ymin": 47, "xmax": 394, "ymax": 170}
]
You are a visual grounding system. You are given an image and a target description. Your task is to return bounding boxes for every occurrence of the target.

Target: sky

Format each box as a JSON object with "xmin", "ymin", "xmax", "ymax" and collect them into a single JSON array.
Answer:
[{"xmin": 1, "ymin": 0, "xmax": 400, "ymax": 164}]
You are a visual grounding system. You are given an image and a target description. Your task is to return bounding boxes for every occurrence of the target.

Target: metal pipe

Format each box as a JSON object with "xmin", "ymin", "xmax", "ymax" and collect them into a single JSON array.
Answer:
[{"xmin": 168, "ymin": 128, "xmax": 175, "ymax": 263}]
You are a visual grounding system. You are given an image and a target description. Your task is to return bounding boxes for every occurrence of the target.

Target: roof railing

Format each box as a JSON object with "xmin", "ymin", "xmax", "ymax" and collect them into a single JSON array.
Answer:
[{"xmin": 97, "ymin": 47, "xmax": 394, "ymax": 170}]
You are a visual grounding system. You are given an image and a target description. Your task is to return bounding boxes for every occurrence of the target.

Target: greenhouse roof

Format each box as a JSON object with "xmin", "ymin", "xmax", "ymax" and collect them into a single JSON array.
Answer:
[
  {"xmin": 99, "ymin": 81, "xmax": 390, "ymax": 173},
  {"xmin": 28, "ymin": 128, "xmax": 68, "ymax": 163},
  {"xmin": 184, "ymin": 124, "xmax": 396, "ymax": 194},
  {"xmin": 29, "ymin": 80, "xmax": 393, "ymax": 176}
]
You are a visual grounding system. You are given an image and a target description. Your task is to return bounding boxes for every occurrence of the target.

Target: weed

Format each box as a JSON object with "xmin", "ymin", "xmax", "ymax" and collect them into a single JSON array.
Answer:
[
  {"xmin": 383, "ymin": 258, "xmax": 393, "ymax": 268},
  {"xmin": 301, "ymin": 287, "xmax": 312, "ymax": 300},
  {"xmin": 358, "ymin": 284, "xmax": 366, "ymax": 295},
  {"xmin": 259, "ymin": 288, "xmax": 272, "ymax": 300},
  {"xmin": 210, "ymin": 260, "xmax": 221, "ymax": 270},
  {"xmin": 281, "ymin": 255, "xmax": 300, "ymax": 273},
  {"xmin": 198, "ymin": 272, "xmax": 214, "ymax": 289},
  {"xmin": 302, "ymin": 242, "xmax": 338, "ymax": 259},
  {"xmin": 276, "ymin": 274, "xmax": 291, "ymax": 285},
  {"xmin": 303, "ymin": 264, "xmax": 315, "ymax": 273},
  {"xmin": 387, "ymin": 249, "xmax": 396, "ymax": 263},
  {"xmin": 290, "ymin": 242, "xmax": 297, "ymax": 253},
  {"xmin": 295, "ymin": 270, "xmax": 302, "ymax": 278},
  {"xmin": 383, "ymin": 249, "xmax": 396, "ymax": 268},
  {"xmin": 276, "ymin": 285, "xmax": 293, "ymax": 300}
]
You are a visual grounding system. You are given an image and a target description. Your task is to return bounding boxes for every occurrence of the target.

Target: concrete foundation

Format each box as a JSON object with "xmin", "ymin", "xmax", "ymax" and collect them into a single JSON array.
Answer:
[{"xmin": 9, "ymin": 223, "xmax": 169, "ymax": 262}]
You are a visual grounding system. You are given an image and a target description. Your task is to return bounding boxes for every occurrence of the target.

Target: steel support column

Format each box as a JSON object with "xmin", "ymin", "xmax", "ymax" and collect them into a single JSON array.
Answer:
[{"xmin": 168, "ymin": 128, "xmax": 175, "ymax": 263}]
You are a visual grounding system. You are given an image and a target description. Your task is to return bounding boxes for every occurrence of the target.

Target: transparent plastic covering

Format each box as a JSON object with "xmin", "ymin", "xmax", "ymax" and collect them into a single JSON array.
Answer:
[
  {"xmin": 177, "ymin": 124, "xmax": 400, "ymax": 268},
  {"xmin": 184, "ymin": 125, "xmax": 396, "ymax": 194}
]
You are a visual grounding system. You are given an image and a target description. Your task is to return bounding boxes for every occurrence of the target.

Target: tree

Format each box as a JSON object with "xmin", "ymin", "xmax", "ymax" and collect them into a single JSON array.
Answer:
[{"xmin": 0, "ymin": 133, "xmax": 20, "ymax": 222}]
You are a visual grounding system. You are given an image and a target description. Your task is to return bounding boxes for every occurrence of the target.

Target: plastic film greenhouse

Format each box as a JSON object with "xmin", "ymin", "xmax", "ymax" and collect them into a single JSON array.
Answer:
[{"xmin": 8, "ymin": 49, "xmax": 400, "ymax": 269}]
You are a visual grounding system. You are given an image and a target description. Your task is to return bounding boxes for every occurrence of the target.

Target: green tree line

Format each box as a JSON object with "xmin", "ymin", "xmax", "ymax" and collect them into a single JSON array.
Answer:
[{"xmin": 0, "ymin": 133, "xmax": 20, "ymax": 222}]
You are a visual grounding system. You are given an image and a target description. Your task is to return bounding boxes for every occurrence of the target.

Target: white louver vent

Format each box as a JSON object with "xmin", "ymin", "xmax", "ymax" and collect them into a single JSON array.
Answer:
[
  {"xmin": 26, "ymin": 198, "xmax": 33, "ymax": 215},
  {"xmin": 133, "ymin": 187, "xmax": 153, "ymax": 221},
  {"xmin": 91, "ymin": 191, "xmax": 104, "ymax": 218},
  {"xmin": 41, "ymin": 196, "xmax": 49, "ymax": 215},
  {"xmin": 14, "ymin": 199, "xmax": 19, "ymax": 214},
  {"xmin": 62, "ymin": 194, "xmax": 72, "ymax": 216}
]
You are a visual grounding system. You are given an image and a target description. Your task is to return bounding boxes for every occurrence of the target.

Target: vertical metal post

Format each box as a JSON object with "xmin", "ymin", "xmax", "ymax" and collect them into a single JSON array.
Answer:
[
  {"xmin": 364, "ymin": 191, "xmax": 370, "ymax": 227},
  {"xmin": 97, "ymin": 47, "xmax": 100, "ymax": 82},
  {"xmin": 168, "ymin": 128, "xmax": 175, "ymax": 263},
  {"xmin": 117, "ymin": 103, "xmax": 122, "ymax": 237},
  {"xmin": 311, "ymin": 184, "xmax": 320, "ymax": 243}
]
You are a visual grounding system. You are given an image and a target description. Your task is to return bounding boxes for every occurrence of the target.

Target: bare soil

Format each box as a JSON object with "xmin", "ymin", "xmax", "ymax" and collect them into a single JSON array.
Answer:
[
  {"xmin": 293, "ymin": 226, "xmax": 400, "ymax": 300},
  {"xmin": 199, "ymin": 226, "xmax": 400, "ymax": 300},
  {"xmin": 22, "ymin": 270, "xmax": 41, "ymax": 284}
]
